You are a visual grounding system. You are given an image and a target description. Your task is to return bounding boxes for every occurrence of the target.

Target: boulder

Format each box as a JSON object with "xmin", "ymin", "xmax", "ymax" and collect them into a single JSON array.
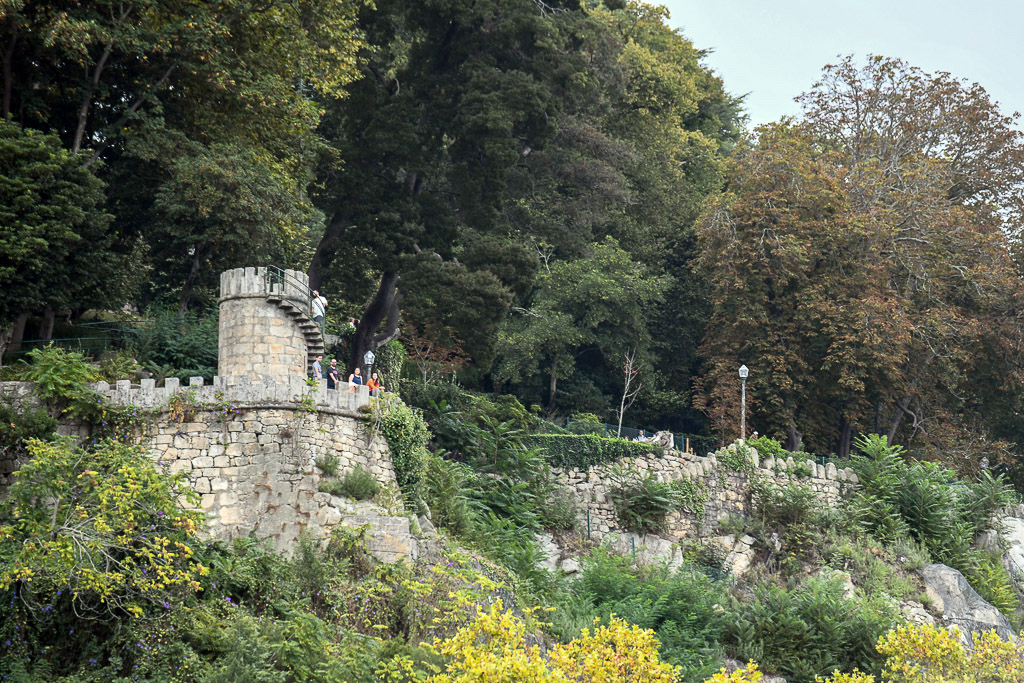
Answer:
[
  {"xmin": 1000, "ymin": 516, "xmax": 1024, "ymax": 582},
  {"xmin": 899, "ymin": 599, "xmax": 936, "ymax": 627},
  {"xmin": 339, "ymin": 515, "xmax": 418, "ymax": 564},
  {"xmin": 919, "ymin": 563, "xmax": 1014, "ymax": 641},
  {"xmin": 535, "ymin": 532, "xmax": 561, "ymax": 572},
  {"xmin": 724, "ymin": 535, "xmax": 758, "ymax": 577},
  {"xmin": 560, "ymin": 557, "xmax": 581, "ymax": 574},
  {"xmin": 608, "ymin": 532, "xmax": 683, "ymax": 571}
]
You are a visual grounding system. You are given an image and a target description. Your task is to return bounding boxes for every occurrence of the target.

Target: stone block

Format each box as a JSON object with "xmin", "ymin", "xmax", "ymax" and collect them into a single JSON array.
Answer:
[
  {"xmin": 219, "ymin": 507, "xmax": 244, "ymax": 525},
  {"xmin": 210, "ymin": 477, "xmax": 229, "ymax": 492},
  {"xmin": 169, "ymin": 460, "xmax": 192, "ymax": 474}
]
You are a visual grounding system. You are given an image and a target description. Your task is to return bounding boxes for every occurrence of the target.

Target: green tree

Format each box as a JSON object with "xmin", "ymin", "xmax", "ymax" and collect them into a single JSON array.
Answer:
[
  {"xmin": 0, "ymin": 121, "xmax": 126, "ymax": 358},
  {"xmin": 495, "ymin": 237, "xmax": 667, "ymax": 412},
  {"xmin": 1, "ymin": 0, "xmax": 368, "ymax": 311}
]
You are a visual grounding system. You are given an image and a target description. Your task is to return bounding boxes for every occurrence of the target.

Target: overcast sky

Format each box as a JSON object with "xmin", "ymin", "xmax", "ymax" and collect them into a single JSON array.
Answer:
[{"xmin": 662, "ymin": 0, "xmax": 1023, "ymax": 130}]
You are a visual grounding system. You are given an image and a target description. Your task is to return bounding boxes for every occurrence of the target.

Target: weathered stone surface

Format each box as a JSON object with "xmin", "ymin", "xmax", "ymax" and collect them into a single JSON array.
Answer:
[
  {"xmin": 999, "ymin": 517, "xmax": 1024, "ymax": 583},
  {"xmin": 900, "ymin": 599, "xmax": 936, "ymax": 627},
  {"xmin": 920, "ymin": 563, "xmax": 1015, "ymax": 641},
  {"xmin": 608, "ymin": 533, "xmax": 683, "ymax": 571},
  {"xmin": 560, "ymin": 557, "xmax": 581, "ymax": 574},
  {"xmin": 339, "ymin": 515, "xmax": 418, "ymax": 564},
  {"xmin": 535, "ymin": 532, "xmax": 561, "ymax": 572}
]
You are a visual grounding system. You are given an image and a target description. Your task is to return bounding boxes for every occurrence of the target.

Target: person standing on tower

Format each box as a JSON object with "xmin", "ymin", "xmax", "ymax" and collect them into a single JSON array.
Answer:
[{"xmin": 311, "ymin": 290, "xmax": 327, "ymax": 329}]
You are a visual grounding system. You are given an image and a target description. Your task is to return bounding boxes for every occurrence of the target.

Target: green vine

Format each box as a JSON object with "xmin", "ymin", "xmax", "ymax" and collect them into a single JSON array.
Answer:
[{"xmin": 670, "ymin": 478, "xmax": 709, "ymax": 518}]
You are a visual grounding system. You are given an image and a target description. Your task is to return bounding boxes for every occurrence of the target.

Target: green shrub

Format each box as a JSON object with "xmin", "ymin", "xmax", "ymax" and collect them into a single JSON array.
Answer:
[
  {"xmin": 0, "ymin": 438, "xmax": 206, "ymax": 619},
  {"xmin": 847, "ymin": 433, "xmax": 1015, "ymax": 580},
  {"xmin": 377, "ymin": 396, "xmax": 430, "ymax": 495},
  {"xmin": 726, "ymin": 577, "xmax": 897, "ymax": 683},
  {"xmin": 97, "ymin": 350, "xmax": 141, "ymax": 383},
  {"xmin": 609, "ymin": 468, "xmax": 679, "ymax": 535},
  {"xmin": 373, "ymin": 339, "xmax": 407, "ymax": 392},
  {"xmin": 567, "ymin": 413, "xmax": 605, "ymax": 435},
  {"xmin": 966, "ymin": 551, "xmax": 1018, "ymax": 622},
  {"xmin": 716, "ymin": 442, "xmax": 755, "ymax": 473},
  {"xmin": 315, "ymin": 453, "xmax": 340, "ymax": 478},
  {"xmin": 747, "ymin": 435, "xmax": 787, "ymax": 462},
  {"xmin": 127, "ymin": 308, "xmax": 218, "ymax": 381},
  {"xmin": 790, "ymin": 461, "xmax": 814, "ymax": 478},
  {"xmin": 0, "ymin": 400, "xmax": 57, "ymax": 458},
  {"xmin": 541, "ymin": 486, "xmax": 579, "ymax": 531},
  {"xmin": 752, "ymin": 481, "xmax": 824, "ymax": 569},
  {"xmin": 334, "ymin": 466, "xmax": 381, "ymax": 501},
  {"xmin": 822, "ymin": 532, "xmax": 920, "ymax": 602},
  {"xmin": 16, "ymin": 345, "xmax": 99, "ymax": 417},
  {"xmin": 569, "ymin": 549, "xmax": 729, "ymax": 680},
  {"xmin": 421, "ymin": 451, "xmax": 480, "ymax": 534},
  {"xmin": 524, "ymin": 433, "xmax": 664, "ymax": 469}
]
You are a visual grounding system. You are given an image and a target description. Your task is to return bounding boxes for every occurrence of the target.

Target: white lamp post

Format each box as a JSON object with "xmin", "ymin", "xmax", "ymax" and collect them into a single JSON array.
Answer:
[
  {"xmin": 738, "ymin": 364, "xmax": 749, "ymax": 440},
  {"xmin": 363, "ymin": 349, "xmax": 375, "ymax": 374}
]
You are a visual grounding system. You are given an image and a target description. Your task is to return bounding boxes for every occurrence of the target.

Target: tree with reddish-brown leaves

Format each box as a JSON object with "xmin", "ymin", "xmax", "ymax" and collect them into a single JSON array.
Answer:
[{"xmin": 695, "ymin": 56, "xmax": 1024, "ymax": 464}]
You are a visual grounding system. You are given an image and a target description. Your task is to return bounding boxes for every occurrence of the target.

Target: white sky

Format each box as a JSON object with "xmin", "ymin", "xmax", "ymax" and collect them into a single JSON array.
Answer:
[{"xmin": 662, "ymin": 0, "xmax": 1023, "ymax": 129}]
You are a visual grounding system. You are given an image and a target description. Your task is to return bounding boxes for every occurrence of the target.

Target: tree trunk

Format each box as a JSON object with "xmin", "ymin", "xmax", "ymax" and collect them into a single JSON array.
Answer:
[
  {"xmin": 2, "ymin": 25, "xmax": 16, "ymax": 119},
  {"xmin": 887, "ymin": 395, "xmax": 912, "ymax": 443},
  {"xmin": 348, "ymin": 271, "xmax": 399, "ymax": 375},
  {"xmin": 0, "ymin": 322, "xmax": 12, "ymax": 364},
  {"xmin": 8, "ymin": 312, "xmax": 28, "ymax": 352},
  {"xmin": 837, "ymin": 416, "xmax": 853, "ymax": 459},
  {"xmin": 38, "ymin": 309, "xmax": 55, "ymax": 342},
  {"xmin": 178, "ymin": 246, "xmax": 209, "ymax": 315},
  {"xmin": 786, "ymin": 422, "xmax": 803, "ymax": 452},
  {"xmin": 72, "ymin": 41, "xmax": 114, "ymax": 154},
  {"xmin": 307, "ymin": 215, "xmax": 349, "ymax": 291},
  {"xmin": 548, "ymin": 355, "xmax": 559, "ymax": 407}
]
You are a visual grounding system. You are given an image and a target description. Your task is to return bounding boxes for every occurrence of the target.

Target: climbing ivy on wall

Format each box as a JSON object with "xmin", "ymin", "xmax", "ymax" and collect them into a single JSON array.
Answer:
[{"xmin": 376, "ymin": 396, "xmax": 430, "ymax": 495}]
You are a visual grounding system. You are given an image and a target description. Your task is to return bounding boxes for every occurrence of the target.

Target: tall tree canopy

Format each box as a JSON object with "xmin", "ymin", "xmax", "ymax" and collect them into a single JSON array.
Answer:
[
  {"xmin": 696, "ymin": 56, "xmax": 1024, "ymax": 461},
  {"xmin": 1, "ymin": 0, "xmax": 367, "ymax": 314},
  {"xmin": 313, "ymin": 0, "xmax": 742, "ymax": 417}
]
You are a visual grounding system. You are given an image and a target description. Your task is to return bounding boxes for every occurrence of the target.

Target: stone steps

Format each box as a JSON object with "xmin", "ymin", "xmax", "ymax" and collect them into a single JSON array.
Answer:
[{"xmin": 266, "ymin": 293, "xmax": 325, "ymax": 375}]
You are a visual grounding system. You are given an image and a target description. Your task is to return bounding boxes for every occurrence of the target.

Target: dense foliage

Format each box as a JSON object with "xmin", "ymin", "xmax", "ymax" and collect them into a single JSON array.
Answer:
[{"xmin": 523, "ymin": 433, "xmax": 665, "ymax": 469}]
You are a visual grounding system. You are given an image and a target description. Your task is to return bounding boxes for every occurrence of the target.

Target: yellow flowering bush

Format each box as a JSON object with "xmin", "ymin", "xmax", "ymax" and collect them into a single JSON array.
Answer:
[
  {"xmin": 816, "ymin": 622, "xmax": 1024, "ymax": 683},
  {"xmin": 703, "ymin": 662, "xmax": 763, "ymax": 682},
  {"xmin": 427, "ymin": 601, "xmax": 680, "ymax": 682},
  {"xmin": 0, "ymin": 438, "xmax": 207, "ymax": 618}
]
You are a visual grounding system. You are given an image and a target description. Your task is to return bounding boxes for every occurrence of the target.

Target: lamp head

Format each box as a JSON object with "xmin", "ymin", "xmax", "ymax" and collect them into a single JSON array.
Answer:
[{"xmin": 738, "ymin": 365, "xmax": 749, "ymax": 379}]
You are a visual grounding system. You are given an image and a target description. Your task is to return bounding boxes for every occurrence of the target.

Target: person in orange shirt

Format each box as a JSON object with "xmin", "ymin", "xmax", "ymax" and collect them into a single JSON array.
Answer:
[{"xmin": 366, "ymin": 372, "xmax": 384, "ymax": 396}]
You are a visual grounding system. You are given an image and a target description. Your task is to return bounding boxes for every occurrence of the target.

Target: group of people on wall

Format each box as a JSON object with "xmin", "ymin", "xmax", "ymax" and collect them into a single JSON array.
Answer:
[
  {"xmin": 311, "ymin": 356, "xmax": 385, "ymax": 394},
  {"xmin": 308, "ymin": 289, "xmax": 385, "ymax": 394}
]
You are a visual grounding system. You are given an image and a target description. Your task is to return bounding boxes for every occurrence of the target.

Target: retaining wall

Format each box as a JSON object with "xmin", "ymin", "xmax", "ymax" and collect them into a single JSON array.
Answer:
[{"xmin": 555, "ymin": 443, "xmax": 858, "ymax": 542}]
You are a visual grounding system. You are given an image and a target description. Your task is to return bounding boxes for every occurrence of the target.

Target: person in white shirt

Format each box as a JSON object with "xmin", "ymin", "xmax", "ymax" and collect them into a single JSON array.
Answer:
[{"xmin": 311, "ymin": 290, "xmax": 327, "ymax": 327}]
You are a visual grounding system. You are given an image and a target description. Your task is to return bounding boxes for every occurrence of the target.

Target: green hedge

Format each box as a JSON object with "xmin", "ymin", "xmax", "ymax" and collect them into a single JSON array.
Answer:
[{"xmin": 524, "ymin": 434, "xmax": 664, "ymax": 470}]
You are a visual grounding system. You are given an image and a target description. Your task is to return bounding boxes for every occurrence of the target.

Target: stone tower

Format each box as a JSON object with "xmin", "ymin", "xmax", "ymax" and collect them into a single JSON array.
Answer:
[{"xmin": 218, "ymin": 267, "xmax": 325, "ymax": 382}]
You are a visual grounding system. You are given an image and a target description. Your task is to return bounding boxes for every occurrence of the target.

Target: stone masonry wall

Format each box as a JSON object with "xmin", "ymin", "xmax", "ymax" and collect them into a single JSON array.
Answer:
[
  {"xmin": 152, "ymin": 405, "xmax": 399, "ymax": 551},
  {"xmin": 0, "ymin": 378, "xmax": 412, "ymax": 558},
  {"xmin": 555, "ymin": 443, "xmax": 858, "ymax": 544}
]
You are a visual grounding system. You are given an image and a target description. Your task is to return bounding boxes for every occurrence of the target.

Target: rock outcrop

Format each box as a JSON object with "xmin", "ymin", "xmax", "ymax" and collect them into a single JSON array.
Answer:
[{"xmin": 920, "ymin": 563, "xmax": 1014, "ymax": 641}]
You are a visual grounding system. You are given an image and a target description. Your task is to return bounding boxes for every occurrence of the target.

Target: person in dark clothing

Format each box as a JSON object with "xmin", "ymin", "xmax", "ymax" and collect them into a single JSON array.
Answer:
[{"xmin": 327, "ymin": 359, "xmax": 340, "ymax": 389}]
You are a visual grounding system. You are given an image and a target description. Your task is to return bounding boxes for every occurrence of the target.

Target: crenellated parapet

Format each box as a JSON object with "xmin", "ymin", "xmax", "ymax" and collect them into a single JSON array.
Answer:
[{"xmin": 88, "ymin": 376, "xmax": 372, "ymax": 412}]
